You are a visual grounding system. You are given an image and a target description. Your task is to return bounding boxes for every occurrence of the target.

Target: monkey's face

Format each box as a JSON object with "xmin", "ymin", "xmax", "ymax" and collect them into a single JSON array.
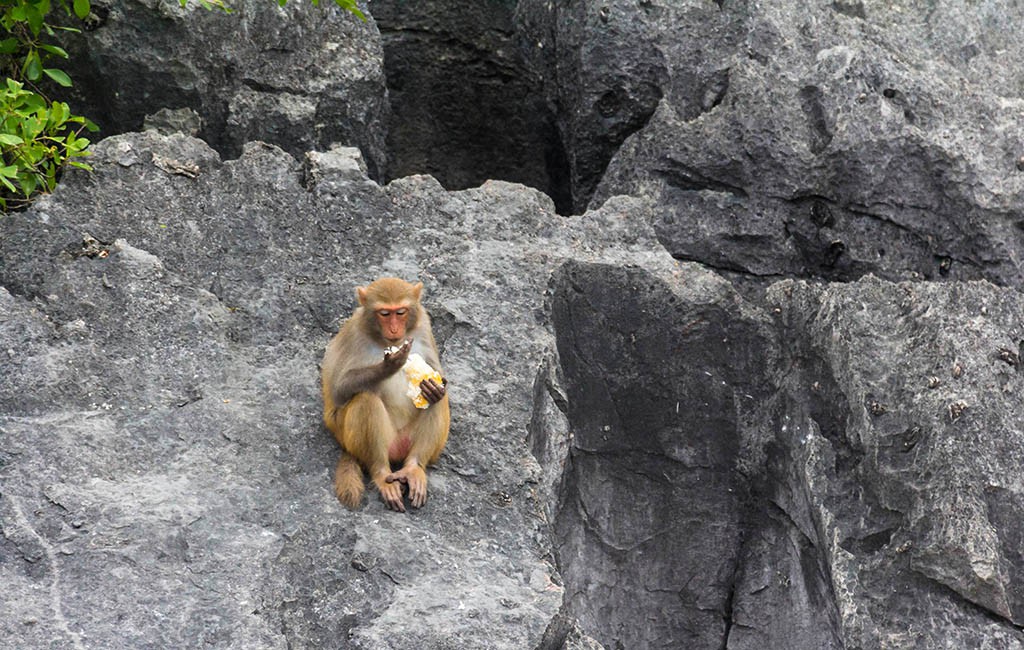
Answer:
[{"xmin": 374, "ymin": 305, "xmax": 410, "ymax": 343}]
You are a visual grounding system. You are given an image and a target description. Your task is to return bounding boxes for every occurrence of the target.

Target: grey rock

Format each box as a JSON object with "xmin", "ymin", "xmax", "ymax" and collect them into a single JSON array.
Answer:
[
  {"xmin": 517, "ymin": 0, "xmax": 1024, "ymax": 284},
  {"xmin": 0, "ymin": 131, "xmax": 666, "ymax": 649},
  {"xmin": 541, "ymin": 259, "xmax": 777, "ymax": 649},
  {"xmin": 303, "ymin": 144, "xmax": 372, "ymax": 189},
  {"xmin": 536, "ymin": 608, "xmax": 608, "ymax": 650},
  {"xmin": 5, "ymin": 1, "xmax": 1024, "ymax": 646},
  {"xmin": 143, "ymin": 107, "xmax": 204, "ymax": 136},
  {"xmin": 514, "ymin": 0, "xmax": 742, "ymax": 213},
  {"xmin": 532, "ymin": 263, "xmax": 1024, "ymax": 648},
  {"xmin": 758, "ymin": 276, "xmax": 1024, "ymax": 648},
  {"xmin": 5, "ymin": 129, "xmax": 1024, "ymax": 648},
  {"xmin": 57, "ymin": 0, "xmax": 389, "ymax": 176}
]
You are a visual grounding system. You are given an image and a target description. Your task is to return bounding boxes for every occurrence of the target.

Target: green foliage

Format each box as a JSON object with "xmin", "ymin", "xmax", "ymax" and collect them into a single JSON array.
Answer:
[
  {"xmin": 0, "ymin": 0, "xmax": 364, "ymax": 211},
  {"xmin": 0, "ymin": 77, "xmax": 91, "ymax": 202},
  {"xmin": 188, "ymin": 0, "xmax": 366, "ymax": 20},
  {"xmin": 313, "ymin": 0, "xmax": 365, "ymax": 21},
  {"xmin": 0, "ymin": 0, "xmax": 96, "ymax": 210}
]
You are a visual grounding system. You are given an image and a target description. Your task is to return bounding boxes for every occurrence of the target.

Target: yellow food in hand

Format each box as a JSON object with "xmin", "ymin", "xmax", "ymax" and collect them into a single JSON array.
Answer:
[{"xmin": 403, "ymin": 353, "xmax": 443, "ymax": 409}]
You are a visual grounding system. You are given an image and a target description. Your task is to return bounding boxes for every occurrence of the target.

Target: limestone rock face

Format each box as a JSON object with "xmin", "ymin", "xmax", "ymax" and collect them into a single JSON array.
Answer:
[
  {"xmin": 542, "ymin": 261, "xmax": 776, "ymax": 649},
  {"xmin": 0, "ymin": 132, "xmax": 661, "ymax": 649},
  {"xmin": 517, "ymin": 0, "xmax": 1024, "ymax": 283},
  {"xmin": 530, "ymin": 268, "xmax": 1024, "ymax": 649},
  {"xmin": 515, "ymin": 0, "xmax": 741, "ymax": 214},
  {"xmin": 57, "ymin": 0, "xmax": 389, "ymax": 176},
  {"xmin": 5, "ymin": 1, "xmax": 1024, "ymax": 649},
  {"xmin": 761, "ymin": 277, "xmax": 1024, "ymax": 648}
]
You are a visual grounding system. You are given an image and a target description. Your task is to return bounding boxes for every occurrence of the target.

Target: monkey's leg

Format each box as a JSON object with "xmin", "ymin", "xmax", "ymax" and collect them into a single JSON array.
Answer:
[
  {"xmin": 387, "ymin": 396, "xmax": 450, "ymax": 508},
  {"xmin": 342, "ymin": 393, "xmax": 406, "ymax": 512},
  {"xmin": 324, "ymin": 390, "xmax": 364, "ymax": 508}
]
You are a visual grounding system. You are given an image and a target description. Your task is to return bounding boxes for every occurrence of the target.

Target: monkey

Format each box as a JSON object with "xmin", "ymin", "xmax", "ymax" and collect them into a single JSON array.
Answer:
[{"xmin": 321, "ymin": 277, "xmax": 449, "ymax": 512}]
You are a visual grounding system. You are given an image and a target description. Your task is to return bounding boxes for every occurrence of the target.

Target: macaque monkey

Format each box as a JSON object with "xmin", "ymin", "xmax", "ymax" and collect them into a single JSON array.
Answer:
[{"xmin": 321, "ymin": 278, "xmax": 449, "ymax": 512}]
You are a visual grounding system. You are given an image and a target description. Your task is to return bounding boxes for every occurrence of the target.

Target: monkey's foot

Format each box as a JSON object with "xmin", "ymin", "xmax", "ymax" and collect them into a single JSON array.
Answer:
[
  {"xmin": 375, "ymin": 474, "xmax": 406, "ymax": 512},
  {"xmin": 385, "ymin": 465, "xmax": 427, "ymax": 508}
]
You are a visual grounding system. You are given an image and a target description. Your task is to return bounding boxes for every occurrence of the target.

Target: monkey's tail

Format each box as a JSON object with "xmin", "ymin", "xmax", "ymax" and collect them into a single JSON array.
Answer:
[{"xmin": 334, "ymin": 452, "xmax": 365, "ymax": 509}]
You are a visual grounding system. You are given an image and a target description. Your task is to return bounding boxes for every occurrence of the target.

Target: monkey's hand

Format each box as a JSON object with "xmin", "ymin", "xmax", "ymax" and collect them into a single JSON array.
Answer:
[
  {"xmin": 382, "ymin": 339, "xmax": 412, "ymax": 375},
  {"xmin": 386, "ymin": 464, "xmax": 428, "ymax": 509},
  {"xmin": 419, "ymin": 377, "xmax": 447, "ymax": 405}
]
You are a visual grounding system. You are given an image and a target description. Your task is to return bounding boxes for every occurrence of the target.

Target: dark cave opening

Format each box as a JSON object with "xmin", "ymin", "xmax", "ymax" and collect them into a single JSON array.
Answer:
[{"xmin": 369, "ymin": 0, "xmax": 574, "ymax": 216}]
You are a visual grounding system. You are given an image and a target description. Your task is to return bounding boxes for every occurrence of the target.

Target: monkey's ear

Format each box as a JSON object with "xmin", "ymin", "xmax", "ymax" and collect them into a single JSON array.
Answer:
[
  {"xmin": 356, "ymin": 286, "xmax": 369, "ymax": 306},
  {"xmin": 412, "ymin": 282, "xmax": 423, "ymax": 301}
]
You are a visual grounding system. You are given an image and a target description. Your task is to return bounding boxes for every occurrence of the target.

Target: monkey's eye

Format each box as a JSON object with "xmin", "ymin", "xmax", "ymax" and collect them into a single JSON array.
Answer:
[
  {"xmin": 377, "ymin": 310, "xmax": 391, "ymax": 317},
  {"xmin": 394, "ymin": 308, "xmax": 408, "ymax": 316}
]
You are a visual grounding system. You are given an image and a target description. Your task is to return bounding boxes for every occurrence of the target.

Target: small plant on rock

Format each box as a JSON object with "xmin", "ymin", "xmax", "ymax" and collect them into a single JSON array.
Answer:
[
  {"xmin": 0, "ymin": 0, "xmax": 97, "ymax": 211},
  {"xmin": 0, "ymin": 0, "xmax": 364, "ymax": 212}
]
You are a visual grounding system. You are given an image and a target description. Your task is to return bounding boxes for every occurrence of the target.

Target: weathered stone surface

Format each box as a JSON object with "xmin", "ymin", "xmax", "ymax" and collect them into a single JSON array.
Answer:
[
  {"xmin": 517, "ymin": 0, "xmax": 1024, "ymax": 284},
  {"xmin": 57, "ymin": 0, "xmax": 388, "ymax": 176},
  {"xmin": 529, "ymin": 266, "xmax": 1024, "ymax": 649},
  {"xmin": 5, "ymin": 1, "xmax": 1024, "ymax": 648},
  {"xmin": 758, "ymin": 276, "xmax": 1024, "ymax": 648},
  {"xmin": 6, "ymin": 130, "xmax": 1024, "ymax": 648},
  {"xmin": 143, "ymin": 107, "xmax": 204, "ymax": 137},
  {"xmin": 0, "ymin": 131, "xmax": 664, "ymax": 649},
  {"xmin": 541, "ymin": 260, "xmax": 776, "ymax": 649},
  {"xmin": 514, "ymin": 0, "xmax": 742, "ymax": 213}
]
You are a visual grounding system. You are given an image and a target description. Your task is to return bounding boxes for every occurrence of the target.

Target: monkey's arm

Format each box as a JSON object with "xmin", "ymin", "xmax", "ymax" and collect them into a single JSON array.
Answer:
[
  {"xmin": 332, "ymin": 340, "xmax": 412, "ymax": 405},
  {"xmin": 332, "ymin": 365, "xmax": 386, "ymax": 405}
]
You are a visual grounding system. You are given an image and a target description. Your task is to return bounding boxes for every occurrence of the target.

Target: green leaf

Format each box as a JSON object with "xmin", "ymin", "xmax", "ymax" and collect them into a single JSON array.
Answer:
[
  {"xmin": 68, "ymin": 160, "xmax": 93, "ymax": 171},
  {"xmin": 73, "ymin": 0, "xmax": 90, "ymax": 19},
  {"xmin": 44, "ymin": 164, "xmax": 57, "ymax": 189},
  {"xmin": 24, "ymin": 54, "xmax": 42, "ymax": 81},
  {"xmin": 6, "ymin": 78, "xmax": 23, "ymax": 93},
  {"xmin": 0, "ymin": 165, "xmax": 20, "ymax": 178},
  {"xmin": 21, "ymin": 93, "xmax": 46, "ymax": 112},
  {"xmin": 25, "ymin": 4, "xmax": 44, "ymax": 36},
  {"xmin": 43, "ymin": 68, "xmax": 73, "ymax": 87},
  {"xmin": 0, "ymin": 38, "xmax": 20, "ymax": 55},
  {"xmin": 0, "ymin": 134, "xmax": 24, "ymax": 146},
  {"xmin": 20, "ymin": 115, "xmax": 45, "ymax": 140},
  {"xmin": 20, "ymin": 172, "xmax": 38, "ymax": 197},
  {"xmin": 0, "ymin": 175, "xmax": 16, "ymax": 193},
  {"xmin": 331, "ymin": 0, "xmax": 365, "ymax": 20},
  {"xmin": 48, "ymin": 101, "xmax": 69, "ymax": 127},
  {"xmin": 39, "ymin": 44, "xmax": 70, "ymax": 59}
]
